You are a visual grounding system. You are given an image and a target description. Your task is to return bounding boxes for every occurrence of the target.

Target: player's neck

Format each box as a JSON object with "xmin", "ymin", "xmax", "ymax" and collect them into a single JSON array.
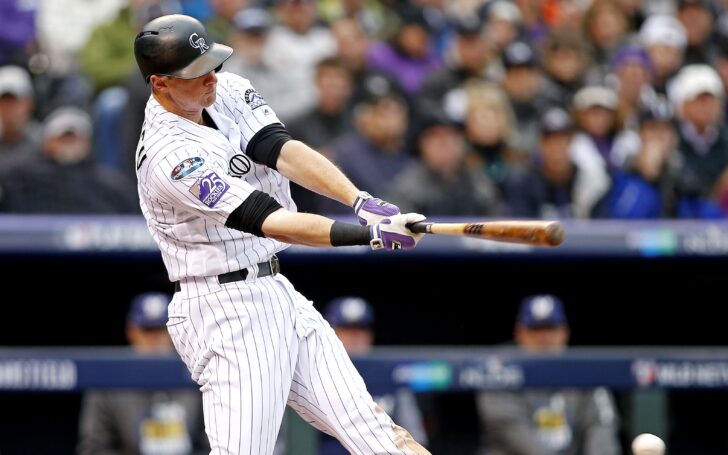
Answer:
[{"xmin": 153, "ymin": 92, "xmax": 204, "ymax": 125}]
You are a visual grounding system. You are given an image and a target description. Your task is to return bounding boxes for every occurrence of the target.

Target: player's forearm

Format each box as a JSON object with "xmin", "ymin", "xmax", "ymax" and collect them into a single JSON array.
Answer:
[
  {"xmin": 276, "ymin": 140, "xmax": 359, "ymax": 206},
  {"xmin": 262, "ymin": 209, "xmax": 339, "ymax": 246}
]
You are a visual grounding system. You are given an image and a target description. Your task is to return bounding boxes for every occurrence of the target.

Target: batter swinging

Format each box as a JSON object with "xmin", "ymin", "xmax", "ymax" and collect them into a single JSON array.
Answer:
[{"xmin": 133, "ymin": 14, "xmax": 430, "ymax": 455}]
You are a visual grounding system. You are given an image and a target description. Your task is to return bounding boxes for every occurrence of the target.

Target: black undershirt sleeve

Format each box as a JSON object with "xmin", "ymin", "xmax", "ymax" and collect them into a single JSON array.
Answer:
[
  {"xmin": 245, "ymin": 123, "xmax": 292, "ymax": 170},
  {"xmin": 225, "ymin": 190, "xmax": 282, "ymax": 237}
]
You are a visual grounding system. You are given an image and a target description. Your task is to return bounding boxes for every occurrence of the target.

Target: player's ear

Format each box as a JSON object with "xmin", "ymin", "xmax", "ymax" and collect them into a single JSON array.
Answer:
[{"xmin": 150, "ymin": 75, "xmax": 169, "ymax": 93}]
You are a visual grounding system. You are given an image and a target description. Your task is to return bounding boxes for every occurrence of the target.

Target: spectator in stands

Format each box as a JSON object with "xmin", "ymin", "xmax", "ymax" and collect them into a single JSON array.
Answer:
[
  {"xmin": 542, "ymin": 0, "xmax": 596, "ymax": 31},
  {"xmin": 500, "ymin": 40, "xmax": 556, "ymax": 154},
  {"xmin": 81, "ymin": 0, "xmax": 182, "ymax": 92},
  {"xmin": 714, "ymin": 37, "xmax": 728, "ymax": 119},
  {"xmin": 205, "ymin": 0, "xmax": 249, "ymax": 45},
  {"xmin": 331, "ymin": 17, "xmax": 383, "ymax": 106},
  {"xmin": 34, "ymin": 0, "xmax": 125, "ymax": 113},
  {"xmin": 476, "ymin": 294, "xmax": 621, "ymax": 455},
  {"xmin": 287, "ymin": 56, "xmax": 354, "ymax": 156},
  {"xmin": 418, "ymin": 16, "xmax": 498, "ymax": 119},
  {"xmin": 463, "ymin": 81, "xmax": 520, "ymax": 191},
  {"xmin": 676, "ymin": 0, "xmax": 717, "ymax": 65},
  {"xmin": 263, "ymin": 0, "xmax": 336, "ymax": 121},
  {"xmin": 0, "ymin": 0, "xmax": 37, "ymax": 66},
  {"xmin": 0, "ymin": 106, "xmax": 138, "ymax": 213},
  {"xmin": 321, "ymin": 296, "xmax": 429, "ymax": 454},
  {"xmin": 330, "ymin": 15, "xmax": 407, "ymax": 115},
  {"xmin": 482, "ymin": 0, "xmax": 523, "ymax": 55},
  {"xmin": 582, "ymin": 0, "xmax": 632, "ymax": 75},
  {"xmin": 0, "ymin": 65, "xmax": 39, "ymax": 168},
  {"xmin": 638, "ymin": 15, "xmax": 687, "ymax": 95},
  {"xmin": 287, "ymin": 57, "xmax": 355, "ymax": 212},
  {"xmin": 608, "ymin": 97, "xmax": 681, "ymax": 218},
  {"xmin": 77, "ymin": 292, "xmax": 209, "ymax": 455},
  {"xmin": 318, "ymin": 0, "xmax": 393, "ymax": 38},
  {"xmin": 505, "ymin": 106, "xmax": 608, "ymax": 219},
  {"xmin": 224, "ymin": 7, "xmax": 295, "ymax": 119},
  {"xmin": 325, "ymin": 75, "xmax": 412, "ymax": 213},
  {"xmin": 669, "ymin": 64, "xmax": 728, "ymax": 217},
  {"xmin": 569, "ymin": 85, "xmax": 636, "ymax": 173},
  {"xmin": 366, "ymin": 4, "xmax": 442, "ymax": 95},
  {"xmin": 386, "ymin": 110, "xmax": 501, "ymax": 217},
  {"xmin": 609, "ymin": 45, "xmax": 656, "ymax": 130},
  {"xmin": 541, "ymin": 28, "xmax": 594, "ymax": 107}
]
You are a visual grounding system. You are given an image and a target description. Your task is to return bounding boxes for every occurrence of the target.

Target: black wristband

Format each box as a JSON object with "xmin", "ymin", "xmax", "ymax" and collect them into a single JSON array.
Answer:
[{"xmin": 330, "ymin": 221, "xmax": 371, "ymax": 246}]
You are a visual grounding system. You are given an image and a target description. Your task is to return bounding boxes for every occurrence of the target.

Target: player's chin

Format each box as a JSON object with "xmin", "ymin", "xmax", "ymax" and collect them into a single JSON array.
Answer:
[{"xmin": 203, "ymin": 91, "xmax": 217, "ymax": 107}]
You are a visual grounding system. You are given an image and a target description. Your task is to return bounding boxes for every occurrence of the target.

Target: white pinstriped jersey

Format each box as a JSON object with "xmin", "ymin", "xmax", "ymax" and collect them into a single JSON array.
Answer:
[{"xmin": 135, "ymin": 72, "xmax": 296, "ymax": 281}]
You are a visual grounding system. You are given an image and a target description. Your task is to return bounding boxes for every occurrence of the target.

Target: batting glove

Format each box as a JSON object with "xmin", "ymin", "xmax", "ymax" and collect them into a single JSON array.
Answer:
[
  {"xmin": 369, "ymin": 213, "xmax": 426, "ymax": 250},
  {"xmin": 353, "ymin": 191, "xmax": 400, "ymax": 226}
]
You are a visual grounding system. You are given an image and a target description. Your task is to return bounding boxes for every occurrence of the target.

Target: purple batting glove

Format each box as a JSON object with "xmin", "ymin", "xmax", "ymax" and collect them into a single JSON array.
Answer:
[
  {"xmin": 369, "ymin": 213, "xmax": 426, "ymax": 250},
  {"xmin": 353, "ymin": 191, "xmax": 400, "ymax": 226}
]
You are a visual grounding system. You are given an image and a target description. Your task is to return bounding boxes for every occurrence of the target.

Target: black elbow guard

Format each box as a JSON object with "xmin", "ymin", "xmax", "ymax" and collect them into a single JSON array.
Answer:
[
  {"xmin": 245, "ymin": 123, "xmax": 292, "ymax": 170},
  {"xmin": 225, "ymin": 190, "xmax": 283, "ymax": 237}
]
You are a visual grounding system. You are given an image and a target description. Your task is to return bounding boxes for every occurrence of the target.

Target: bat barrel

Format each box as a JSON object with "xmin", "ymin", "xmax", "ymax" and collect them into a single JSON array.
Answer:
[{"xmin": 544, "ymin": 221, "xmax": 565, "ymax": 246}]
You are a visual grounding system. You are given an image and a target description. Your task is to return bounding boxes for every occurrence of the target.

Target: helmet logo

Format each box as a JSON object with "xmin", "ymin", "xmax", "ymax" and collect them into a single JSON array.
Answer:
[{"xmin": 189, "ymin": 33, "xmax": 209, "ymax": 54}]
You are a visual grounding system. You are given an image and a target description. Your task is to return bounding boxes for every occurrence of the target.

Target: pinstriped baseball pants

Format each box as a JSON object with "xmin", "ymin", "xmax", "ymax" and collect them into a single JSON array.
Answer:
[{"xmin": 167, "ymin": 272, "xmax": 430, "ymax": 455}]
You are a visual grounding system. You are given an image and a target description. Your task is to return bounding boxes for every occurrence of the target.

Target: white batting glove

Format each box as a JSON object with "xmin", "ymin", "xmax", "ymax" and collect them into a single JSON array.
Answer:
[{"xmin": 369, "ymin": 213, "xmax": 426, "ymax": 250}]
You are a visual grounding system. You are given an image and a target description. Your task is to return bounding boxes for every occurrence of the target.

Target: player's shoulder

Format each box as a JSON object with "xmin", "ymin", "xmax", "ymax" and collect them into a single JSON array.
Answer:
[
  {"xmin": 214, "ymin": 71, "xmax": 269, "ymax": 118},
  {"xmin": 216, "ymin": 71, "xmax": 255, "ymax": 95}
]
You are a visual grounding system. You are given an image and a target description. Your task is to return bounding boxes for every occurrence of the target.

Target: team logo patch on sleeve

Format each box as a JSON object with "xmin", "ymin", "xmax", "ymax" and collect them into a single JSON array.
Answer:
[
  {"xmin": 244, "ymin": 88, "xmax": 267, "ymax": 110},
  {"xmin": 171, "ymin": 157, "xmax": 205, "ymax": 180},
  {"xmin": 189, "ymin": 171, "xmax": 230, "ymax": 208}
]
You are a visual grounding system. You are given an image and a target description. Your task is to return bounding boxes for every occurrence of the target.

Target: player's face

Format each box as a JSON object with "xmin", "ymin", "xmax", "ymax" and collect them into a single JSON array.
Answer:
[
  {"xmin": 515, "ymin": 325, "xmax": 569, "ymax": 353},
  {"xmin": 152, "ymin": 70, "xmax": 218, "ymax": 120},
  {"xmin": 334, "ymin": 327, "xmax": 373, "ymax": 355},
  {"xmin": 127, "ymin": 325, "xmax": 175, "ymax": 354},
  {"xmin": 169, "ymin": 70, "xmax": 218, "ymax": 109}
]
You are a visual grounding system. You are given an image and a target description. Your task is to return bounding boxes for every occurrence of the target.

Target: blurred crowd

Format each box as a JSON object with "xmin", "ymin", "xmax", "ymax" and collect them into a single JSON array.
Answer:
[{"xmin": 2, "ymin": 0, "xmax": 728, "ymax": 219}]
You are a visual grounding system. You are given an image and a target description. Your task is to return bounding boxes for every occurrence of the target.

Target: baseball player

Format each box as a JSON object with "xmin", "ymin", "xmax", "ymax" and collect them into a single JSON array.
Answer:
[{"xmin": 132, "ymin": 14, "xmax": 430, "ymax": 455}]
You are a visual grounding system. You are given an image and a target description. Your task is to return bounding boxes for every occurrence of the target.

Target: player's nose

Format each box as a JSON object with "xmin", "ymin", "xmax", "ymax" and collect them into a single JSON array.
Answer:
[{"xmin": 204, "ymin": 70, "xmax": 218, "ymax": 85}]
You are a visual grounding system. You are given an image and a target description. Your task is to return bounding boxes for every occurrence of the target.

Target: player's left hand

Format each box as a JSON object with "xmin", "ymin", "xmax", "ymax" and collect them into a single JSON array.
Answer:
[
  {"xmin": 353, "ymin": 191, "xmax": 400, "ymax": 226},
  {"xmin": 369, "ymin": 213, "xmax": 426, "ymax": 250}
]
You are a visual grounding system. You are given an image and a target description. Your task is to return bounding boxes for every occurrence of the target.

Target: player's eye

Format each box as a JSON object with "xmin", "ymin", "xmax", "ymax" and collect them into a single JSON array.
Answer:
[{"xmin": 214, "ymin": 64, "xmax": 223, "ymax": 73}]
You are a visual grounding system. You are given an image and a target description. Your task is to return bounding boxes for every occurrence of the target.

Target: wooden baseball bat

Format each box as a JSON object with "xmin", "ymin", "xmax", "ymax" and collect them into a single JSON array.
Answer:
[{"xmin": 406, "ymin": 220, "xmax": 565, "ymax": 247}]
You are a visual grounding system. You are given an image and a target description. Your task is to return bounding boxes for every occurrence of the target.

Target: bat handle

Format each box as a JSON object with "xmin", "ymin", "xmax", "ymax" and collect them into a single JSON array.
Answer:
[{"xmin": 406, "ymin": 221, "xmax": 431, "ymax": 234}]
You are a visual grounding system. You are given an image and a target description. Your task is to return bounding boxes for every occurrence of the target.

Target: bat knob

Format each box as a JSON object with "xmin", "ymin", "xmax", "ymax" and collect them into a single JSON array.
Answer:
[{"xmin": 545, "ymin": 222, "xmax": 565, "ymax": 246}]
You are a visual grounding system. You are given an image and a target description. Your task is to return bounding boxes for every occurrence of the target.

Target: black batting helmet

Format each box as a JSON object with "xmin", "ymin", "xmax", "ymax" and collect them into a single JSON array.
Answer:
[{"xmin": 134, "ymin": 14, "xmax": 233, "ymax": 83}]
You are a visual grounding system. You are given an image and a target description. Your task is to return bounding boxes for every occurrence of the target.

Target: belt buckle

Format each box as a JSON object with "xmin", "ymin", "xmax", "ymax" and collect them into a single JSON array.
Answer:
[{"xmin": 270, "ymin": 255, "xmax": 280, "ymax": 275}]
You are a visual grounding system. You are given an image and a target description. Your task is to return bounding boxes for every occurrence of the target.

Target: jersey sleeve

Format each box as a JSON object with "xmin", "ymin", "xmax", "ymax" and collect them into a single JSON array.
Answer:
[
  {"xmin": 145, "ymin": 146, "xmax": 256, "ymax": 225},
  {"xmin": 215, "ymin": 72, "xmax": 284, "ymax": 153}
]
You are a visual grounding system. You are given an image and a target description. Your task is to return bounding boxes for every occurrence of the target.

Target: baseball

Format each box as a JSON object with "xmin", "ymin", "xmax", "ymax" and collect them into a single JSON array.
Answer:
[{"xmin": 632, "ymin": 433, "xmax": 665, "ymax": 455}]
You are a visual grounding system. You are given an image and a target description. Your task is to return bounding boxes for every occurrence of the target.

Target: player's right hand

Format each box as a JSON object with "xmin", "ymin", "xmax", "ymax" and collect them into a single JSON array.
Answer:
[
  {"xmin": 353, "ymin": 191, "xmax": 400, "ymax": 226},
  {"xmin": 369, "ymin": 213, "xmax": 426, "ymax": 250}
]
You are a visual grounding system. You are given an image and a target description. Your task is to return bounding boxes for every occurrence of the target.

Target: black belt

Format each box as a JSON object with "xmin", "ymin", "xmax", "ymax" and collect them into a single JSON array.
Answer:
[{"xmin": 174, "ymin": 255, "xmax": 280, "ymax": 292}]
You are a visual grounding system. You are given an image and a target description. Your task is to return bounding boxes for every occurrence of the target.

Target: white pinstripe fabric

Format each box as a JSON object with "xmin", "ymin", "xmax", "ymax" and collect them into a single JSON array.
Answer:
[{"xmin": 167, "ymin": 274, "xmax": 429, "ymax": 455}]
